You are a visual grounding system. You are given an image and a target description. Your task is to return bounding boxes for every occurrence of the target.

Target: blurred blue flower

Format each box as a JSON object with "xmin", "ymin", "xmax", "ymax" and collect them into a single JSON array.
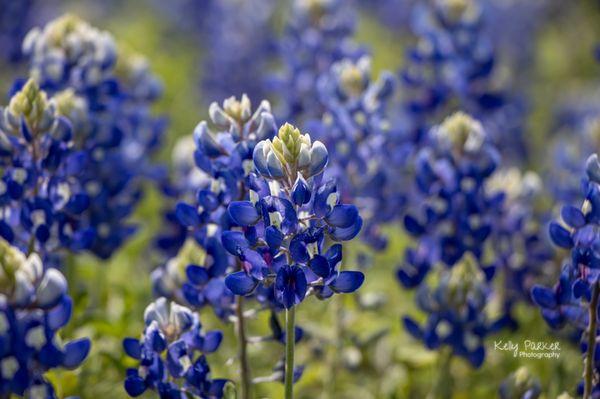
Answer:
[
  {"xmin": 19, "ymin": 14, "xmax": 166, "ymax": 259},
  {"xmin": 310, "ymin": 55, "xmax": 410, "ymax": 250},
  {"xmin": 0, "ymin": 79, "xmax": 93, "ymax": 263},
  {"xmin": 0, "ymin": 238, "xmax": 90, "ymax": 397},
  {"xmin": 274, "ymin": 0, "xmax": 364, "ymax": 121},
  {"xmin": 123, "ymin": 297, "xmax": 226, "ymax": 398},
  {"xmin": 401, "ymin": 0, "xmax": 528, "ymax": 161},
  {"xmin": 200, "ymin": 0, "xmax": 276, "ymax": 103},
  {"xmin": 403, "ymin": 253, "xmax": 493, "ymax": 367}
]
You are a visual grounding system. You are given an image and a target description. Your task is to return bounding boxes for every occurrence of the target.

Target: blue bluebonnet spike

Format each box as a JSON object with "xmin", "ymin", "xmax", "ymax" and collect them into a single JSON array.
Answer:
[
  {"xmin": 222, "ymin": 122, "xmax": 364, "ymax": 309},
  {"xmin": 274, "ymin": 0, "xmax": 364, "ymax": 121},
  {"xmin": 532, "ymin": 152, "xmax": 600, "ymax": 395},
  {"xmin": 400, "ymin": 0, "xmax": 528, "ymax": 162},
  {"xmin": 123, "ymin": 298, "xmax": 226, "ymax": 398},
  {"xmin": 19, "ymin": 15, "xmax": 166, "ymax": 260},
  {"xmin": 0, "ymin": 238, "xmax": 90, "ymax": 396}
]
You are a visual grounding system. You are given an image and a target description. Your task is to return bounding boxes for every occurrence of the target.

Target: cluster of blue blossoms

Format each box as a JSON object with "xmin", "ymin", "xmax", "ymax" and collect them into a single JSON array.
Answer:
[
  {"xmin": 398, "ymin": 112, "xmax": 501, "ymax": 366},
  {"xmin": 123, "ymin": 298, "xmax": 226, "ymax": 398},
  {"xmin": 17, "ymin": 14, "xmax": 165, "ymax": 259},
  {"xmin": 398, "ymin": 112, "xmax": 550, "ymax": 365},
  {"xmin": 200, "ymin": 0, "xmax": 276, "ymax": 103},
  {"xmin": 154, "ymin": 95, "xmax": 276, "ymax": 318},
  {"xmin": 533, "ymin": 154, "xmax": 600, "ymax": 397},
  {"xmin": 0, "ymin": 237, "xmax": 90, "ymax": 397},
  {"xmin": 0, "ymin": 78, "xmax": 88, "ymax": 266},
  {"xmin": 275, "ymin": 0, "xmax": 363, "ymax": 121},
  {"xmin": 400, "ymin": 0, "xmax": 527, "ymax": 161},
  {"xmin": 224, "ymin": 122, "xmax": 364, "ymax": 305},
  {"xmin": 309, "ymin": 56, "xmax": 407, "ymax": 250}
]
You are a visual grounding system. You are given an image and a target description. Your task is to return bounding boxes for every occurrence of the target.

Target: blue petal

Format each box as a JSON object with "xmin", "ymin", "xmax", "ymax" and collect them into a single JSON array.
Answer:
[
  {"xmin": 175, "ymin": 202, "xmax": 199, "ymax": 227},
  {"xmin": 266, "ymin": 150, "xmax": 285, "ymax": 178},
  {"xmin": 308, "ymin": 255, "xmax": 331, "ymax": 278},
  {"xmin": 123, "ymin": 338, "xmax": 141, "ymax": 360},
  {"xmin": 124, "ymin": 374, "xmax": 147, "ymax": 397},
  {"xmin": 548, "ymin": 222, "xmax": 573, "ymax": 248},
  {"xmin": 404, "ymin": 214, "xmax": 425, "ymax": 235},
  {"xmin": 467, "ymin": 346, "xmax": 485, "ymax": 368},
  {"xmin": 561, "ymin": 205, "xmax": 586, "ymax": 228},
  {"xmin": 403, "ymin": 317, "xmax": 423, "ymax": 340},
  {"xmin": 275, "ymin": 265, "xmax": 308, "ymax": 309},
  {"xmin": 586, "ymin": 154, "xmax": 600, "ymax": 183},
  {"xmin": 253, "ymin": 141, "xmax": 269, "ymax": 176},
  {"xmin": 62, "ymin": 338, "xmax": 91, "ymax": 369},
  {"xmin": 47, "ymin": 296, "xmax": 72, "ymax": 330},
  {"xmin": 330, "ymin": 216, "xmax": 363, "ymax": 241},
  {"xmin": 221, "ymin": 231, "xmax": 249, "ymax": 255},
  {"xmin": 531, "ymin": 286, "xmax": 557, "ymax": 309},
  {"xmin": 197, "ymin": 190, "xmax": 219, "ymax": 211},
  {"xmin": 65, "ymin": 194, "xmax": 90, "ymax": 214},
  {"xmin": 265, "ymin": 226, "xmax": 284, "ymax": 250},
  {"xmin": 225, "ymin": 271, "xmax": 258, "ymax": 296},
  {"xmin": 308, "ymin": 141, "xmax": 328, "ymax": 177},
  {"xmin": 325, "ymin": 205, "xmax": 359, "ymax": 228},
  {"xmin": 289, "ymin": 239, "xmax": 309, "ymax": 263},
  {"xmin": 194, "ymin": 121, "xmax": 224, "ymax": 157},
  {"xmin": 313, "ymin": 180, "xmax": 337, "ymax": 218},
  {"xmin": 329, "ymin": 271, "xmax": 364, "ymax": 293},
  {"xmin": 202, "ymin": 331, "xmax": 223, "ymax": 353},
  {"xmin": 186, "ymin": 265, "xmax": 209, "ymax": 286},
  {"xmin": 228, "ymin": 201, "xmax": 260, "ymax": 226},
  {"xmin": 292, "ymin": 175, "xmax": 311, "ymax": 205}
]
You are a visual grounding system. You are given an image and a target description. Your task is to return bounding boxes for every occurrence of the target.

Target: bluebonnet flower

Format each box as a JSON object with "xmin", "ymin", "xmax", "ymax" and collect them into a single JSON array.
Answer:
[
  {"xmin": 498, "ymin": 367, "xmax": 542, "ymax": 399},
  {"xmin": 224, "ymin": 122, "xmax": 364, "ymax": 397},
  {"xmin": 223, "ymin": 122, "xmax": 365, "ymax": 306},
  {"xmin": 20, "ymin": 14, "xmax": 166, "ymax": 259},
  {"xmin": 403, "ymin": 253, "xmax": 493, "ymax": 367},
  {"xmin": 200, "ymin": 0, "xmax": 276, "ymax": 103},
  {"xmin": 152, "ymin": 238, "xmax": 235, "ymax": 321},
  {"xmin": 485, "ymin": 168, "xmax": 554, "ymax": 328},
  {"xmin": 123, "ymin": 297, "xmax": 226, "ymax": 398},
  {"xmin": 275, "ymin": 0, "xmax": 364, "ymax": 121},
  {"xmin": 532, "ymin": 154, "xmax": 600, "ymax": 397},
  {"xmin": 0, "ymin": 237, "xmax": 90, "ymax": 397},
  {"xmin": 397, "ymin": 112, "xmax": 533, "ymax": 367},
  {"xmin": 400, "ymin": 0, "xmax": 527, "ymax": 161},
  {"xmin": 0, "ymin": 79, "xmax": 93, "ymax": 264},
  {"xmin": 397, "ymin": 112, "xmax": 501, "ymax": 288},
  {"xmin": 310, "ymin": 55, "xmax": 410, "ymax": 250},
  {"xmin": 548, "ymin": 106, "xmax": 600, "ymax": 205},
  {"xmin": 160, "ymin": 95, "xmax": 276, "ymax": 302},
  {"xmin": 155, "ymin": 96, "xmax": 278, "ymax": 398}
]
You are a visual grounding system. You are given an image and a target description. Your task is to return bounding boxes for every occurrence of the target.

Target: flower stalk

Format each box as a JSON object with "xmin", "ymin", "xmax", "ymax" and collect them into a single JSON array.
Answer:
[
  {"xmin": 584, "ymin": 281, "xmax": 600, "ymax": 399},
  {"xmin": 285, "ymin": 306, "xmax": 296, "ymax": 399},
  {"xmin": 236, "ymin": 295, "xmax": 252, "ymax": 399}
]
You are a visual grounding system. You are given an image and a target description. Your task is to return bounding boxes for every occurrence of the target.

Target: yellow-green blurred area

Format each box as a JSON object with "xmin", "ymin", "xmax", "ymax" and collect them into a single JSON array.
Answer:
[{"xmin": 2, "ymin": 0, "xmax": 600, "ymax": 398}]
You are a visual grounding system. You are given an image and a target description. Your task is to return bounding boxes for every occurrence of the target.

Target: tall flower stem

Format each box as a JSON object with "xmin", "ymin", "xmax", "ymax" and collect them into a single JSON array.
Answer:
[
  {"xmin": 584, "ymin": 281, "xmax": 600, "ymax": 399},
  {"xmin": 235, "ymin": 295, "xmax": 251, "ymax": 399},
  {"xmin": 285, "ymin": 306, "xmax": 296, "ymax": 399},
  {"xmin": 429, "ymin": 347, "xmax": 453, "ymax": 399}
]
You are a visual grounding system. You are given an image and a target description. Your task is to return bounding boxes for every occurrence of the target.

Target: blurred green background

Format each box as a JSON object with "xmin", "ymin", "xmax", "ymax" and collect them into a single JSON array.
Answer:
[{"xmin": 3, "ymin": 0, "xmax": 600, "ymax": 397}]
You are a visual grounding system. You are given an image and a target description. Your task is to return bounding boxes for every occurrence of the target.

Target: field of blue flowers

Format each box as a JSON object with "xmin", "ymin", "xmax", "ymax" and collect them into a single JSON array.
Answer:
[{"xmin": 2, "ymin": 0, "xmax": 600, "ymax": 398}]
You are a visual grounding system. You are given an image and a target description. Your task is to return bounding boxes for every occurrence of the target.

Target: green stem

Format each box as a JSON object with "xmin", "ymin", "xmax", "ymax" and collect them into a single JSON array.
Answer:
[
  {"xmin": 284, "ymin": 306, "xmax": 296, "ymax": 399},
  {"xmin": 326, "ymin": 295, "xmax": 343, "ymax": 398},
  {"xmin": 429, "ymin": 347, "xmax": 453, "ymax": 399},
  {"xmin": 584, "ymin": 281, "xmax": 600, "ymax": 399},
  {"xmin": 235, "ymin": 295, "xmax": 251, "ymax": 399}
]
